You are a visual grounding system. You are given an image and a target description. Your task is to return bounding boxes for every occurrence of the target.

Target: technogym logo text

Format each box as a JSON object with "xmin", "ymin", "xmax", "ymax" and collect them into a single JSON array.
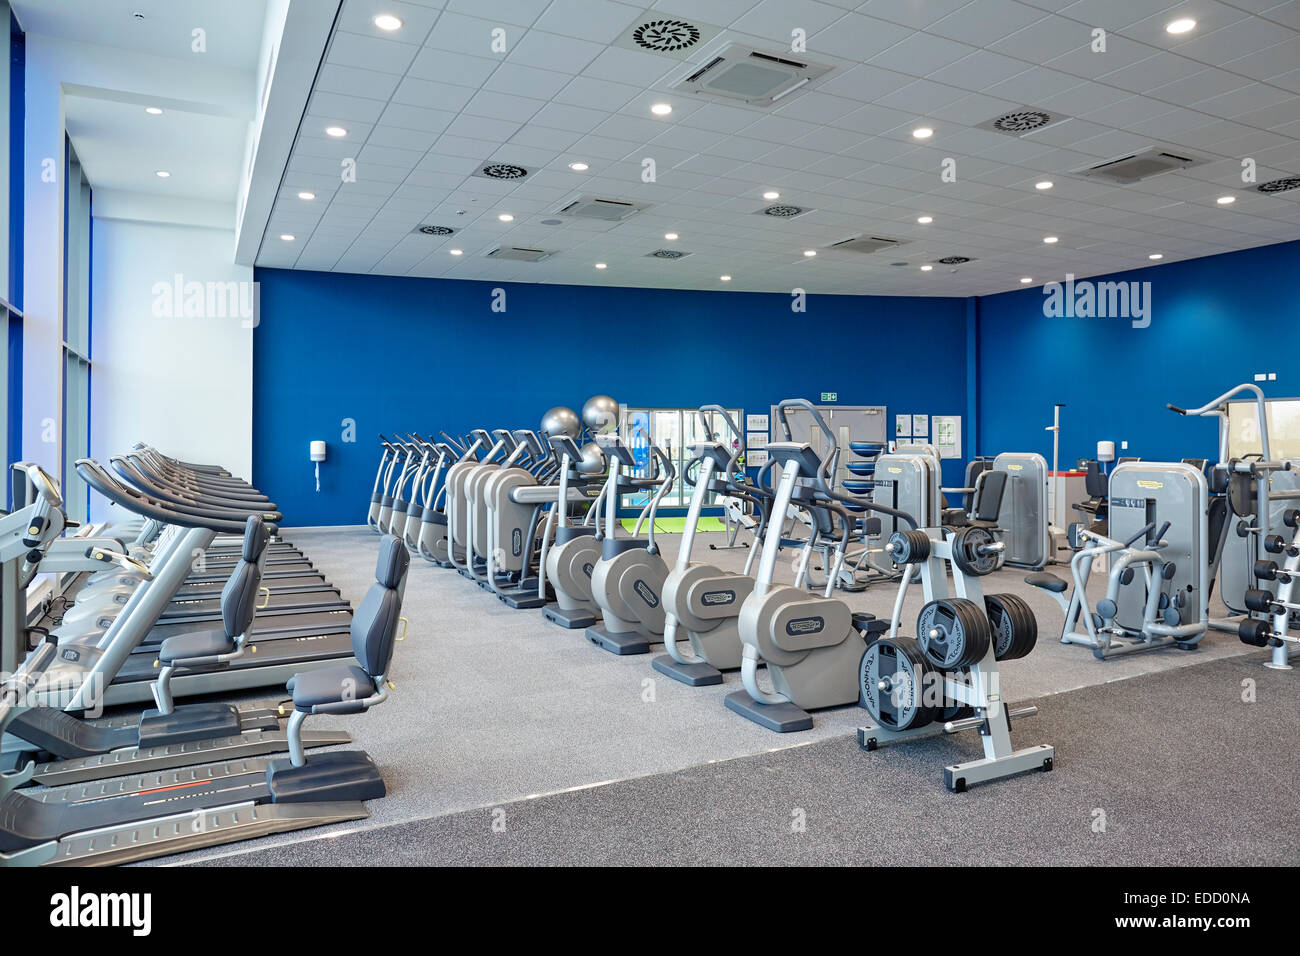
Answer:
[
  {"xmin": 1042, "ymin": 273, "xmax": 1151, "ymax": 329},
  {"xmin": 151, "ymin": 274, "xmax": 260, "ymax": 327},
  {"xmin": 49, "ymin": 886, "xmax": 152, "ymax": 936}
]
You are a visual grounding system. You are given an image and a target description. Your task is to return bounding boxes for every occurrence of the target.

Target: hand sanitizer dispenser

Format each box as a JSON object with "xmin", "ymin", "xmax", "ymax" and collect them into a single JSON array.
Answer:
[{"xmin": 310, "ymin": 440, "xmax": 327, "ymax": 492}]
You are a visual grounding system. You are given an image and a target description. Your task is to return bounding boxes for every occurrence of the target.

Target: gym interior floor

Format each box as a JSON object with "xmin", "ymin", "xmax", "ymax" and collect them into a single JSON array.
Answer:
[{"xmin": 102, "ymin": 527, "xmax": 1297, "ymax": 866}]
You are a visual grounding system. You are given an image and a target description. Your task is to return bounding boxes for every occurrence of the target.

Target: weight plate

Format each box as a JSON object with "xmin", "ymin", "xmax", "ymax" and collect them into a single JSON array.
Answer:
[
  {"xmin": 952, "ymin": 526, "xmax": 999, "ymax": 577},
  {"xmin": 860, "ymin": 637, "xmax": 935, "ymax": 731},
  {"xmin": 887, "ymin": 529, "xmax": 930, "ymax": 566},
  {"xmin": 984, "ymin": 592, "xmax": 1038, "ymax": 661},
  {"xmin": 917, "ymin": 598, "xmax": 992, "ymax": 670},
  {"xmin": 1227, "ymin": 473, "xmax": 1256, "ymax": 518}
]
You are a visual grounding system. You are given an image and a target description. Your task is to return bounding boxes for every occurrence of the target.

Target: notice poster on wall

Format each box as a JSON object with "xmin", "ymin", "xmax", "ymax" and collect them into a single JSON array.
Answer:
[
  {"xmin": 933, "ymin": 415, "xmax": 962, "ymax": 459},
  {"xmin": 747, "ymin": 448, "xmax": 769, "ymax": 468},
  {"xmin": 895, "ymin": 414, "xmax": 912, "ymax": 438},
  {"xmin": 912, "ymin": 414, "xmax": 930, "ymax": 439},
  {"xmin": 746, "ymin": 414, "xmax": 769, "ymax": 434},
  {"xmin": 747, "ymin": 432, "xmax": 768, "ymax": 449}
]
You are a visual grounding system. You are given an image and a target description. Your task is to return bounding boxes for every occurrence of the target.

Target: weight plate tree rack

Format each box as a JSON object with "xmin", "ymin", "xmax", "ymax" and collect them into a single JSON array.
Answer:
[{"xmin": 858, "ymin": 527, "xmax": 1054, "ymax": 792}]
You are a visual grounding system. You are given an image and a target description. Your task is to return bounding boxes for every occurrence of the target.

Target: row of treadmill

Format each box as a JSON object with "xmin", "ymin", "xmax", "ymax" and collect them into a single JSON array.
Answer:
[
  {"xmin": 368, "ymin": 397, "xmax": 1059, "ymax": 791},
  {"xmin": 0, "ymin": 448, "xmax": 410, "ymax": 866}
]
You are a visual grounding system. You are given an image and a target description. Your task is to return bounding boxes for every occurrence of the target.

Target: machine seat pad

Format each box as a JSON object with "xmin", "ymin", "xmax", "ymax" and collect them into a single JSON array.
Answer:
[
  {"xmin": 290, "ymin": 664, "xmax": 376, "ymax": 709},
  {"xmin": 158, "ymin": 629, "xmax": 236, "ymax": 664},
  {"xmin": 1025, "ymin": 572, "xmax": 1068, "ymax": 593}
]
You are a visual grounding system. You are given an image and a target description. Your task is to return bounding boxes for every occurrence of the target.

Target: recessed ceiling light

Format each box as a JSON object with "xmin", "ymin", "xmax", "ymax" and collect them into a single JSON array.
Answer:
[
  {"xmin": 568, "ymin": 162, "xmax": 589, "ymax": 171},
  {"xmin": 154, "ymin": 170, "xmax": 170, "ymax": 178},
  {"xmin": 664, "ymin": 232, "xmax": 678, "ymax": 240},
  {"xmin": 145, "ymin": 106, "xmax": 163, "ymax": 115},
  {"xmin": 763, "ymin": 190, "xmax": 780, "ymax": 200},
  {"xmin": 1216, "ymin": 195, "xmax": 1235, "ymax": 204},
  {"xmin": 1020, "ymin": 277, "xmax": 1033, "ymax": 284},
  {"xmin": 651, "ymin": 103, "xmax": 672, "ymax": 116},
  {"xmin": 803, "ymin": 250, "xmax": 817, "ymax": 257},
  {"xmin": 325, "ymin": 126, "xmax": 347, "ymax": 138},
  {"xmin": 1043, "ymin": 235, "xmax": 1059, "ymax": 244},
  {"xmin": 280, "ymin": 234, "xmax": 295, "ymax": 241},
  {"xmin": 1166, "ymin": 17, "xmax": 1196, "ymax": 34},
  {"xmin": 719, "ymin": 275, "xmax": 731, "ymax": 281},
  {"xmin": 449, "ymin": 249, "xmax": 463, "ymax": 256},
  {"xmin": 912, "ymin": 126, "xmax": 934, "ymax": 139},
  {"xmin": 1035, "ymin": 180, "xmax": 1053, "ymax": 190},
  {"xmin": 373, "ymin": 14, "xmax": 403, "ymax": 31},
  {"xmin": 297, "ymin": 191, "xmax": 315, "ymax": 200},
  {"xmin": 595, "ymin": 262, "xmax": 607, "ymax": 269},
  {"xmin": 497, "ymin": 213, "xmax": 514, "ymax": 222},
  {"xmin": 1149, "ymin": 253, "xmax": 1163, "ymax": 260},
  {"xmin": 916, "ymin": 215, "xmax": 933, "ymax": 224},
  {"xmin": 921, "ymin": 264, "xmax": 933, "ymax": 271}
]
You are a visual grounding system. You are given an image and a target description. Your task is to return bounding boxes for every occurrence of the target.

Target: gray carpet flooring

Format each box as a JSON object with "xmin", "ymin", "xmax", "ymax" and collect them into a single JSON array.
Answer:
[
  {"xmin": 117, "ymin": 524, "xmax": 1282, "ymax": 866},
  {"xmin": 194, "ymin": 652, "xmax": 1300, "ymax": 866}
]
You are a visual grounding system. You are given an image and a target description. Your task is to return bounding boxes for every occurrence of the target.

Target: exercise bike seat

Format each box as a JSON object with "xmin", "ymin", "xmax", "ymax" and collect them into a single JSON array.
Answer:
[
  {"xmin": 1025, "ymin": 572, "xmax": 1068, "ymax": 593},
  {"xmin": 287, "ymin": 665, "xmax": 377, "ymax": 711},
  {"xmin": 157, "ymin": 628, "xmax": 237, "ymax": 665}
]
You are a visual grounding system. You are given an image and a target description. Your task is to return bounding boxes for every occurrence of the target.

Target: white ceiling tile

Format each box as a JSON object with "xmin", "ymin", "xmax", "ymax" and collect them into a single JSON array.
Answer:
[
  {"xmin": 308, "ymin": 90, "xmax": 389, "ymax": 123},
  {"xmin": 928, "ymin": 51, "xmax": 1033, "ymax": 89},
  {"xmin": 336, "ymin": 0, "xmax": 443, "ymax": 42},
  {"xmin": 730, "ymin": 0, "xmax": 848, "ymax": 42},
  {"xmin": 315, "ymin": 63, "xmax": 404, "ymax": 101},
  {"xmin": 406, "ymin": 48, "xmax": 500, "ymax": 86},
  {"xmin": 327, "ymin": 31, "xmax": 421, "ymax": 74},
  {"xmin": 507, "ymin": 29, "xmax": 606, "ymax": 73},
  {"xmin": 424, "ymin": 12, "xmax": 514, "ymax": 57},
  {"xmin": 859, "ymin": 0, "xmax": 977, "ymax": 30},
  {"xmin": 444, "ymin": 0, "xmax": 550, "ymax": 27},
  {"xmin": 532, "ymin": 0, "xmax": 642, "ymax": 43},
  {"xmin": 582, "ymin": 47, "xmax": 678, "ymax": 86},
  {"xmin": 808, "ymin": 13, "xmax": 914, "ymax": 61},
  {"xmin": 464, "ymin": 89, "xmax": 548, "ymax": 122},
  {"xmin": 484, "ymin": 62, "xmax": 574, "ymax": 100}
]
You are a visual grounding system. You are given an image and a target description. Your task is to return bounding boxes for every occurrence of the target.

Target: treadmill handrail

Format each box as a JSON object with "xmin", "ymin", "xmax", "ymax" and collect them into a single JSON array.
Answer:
[{"xmin": 75, "ymin": 460, "xmax": 280, "ymax": 533}]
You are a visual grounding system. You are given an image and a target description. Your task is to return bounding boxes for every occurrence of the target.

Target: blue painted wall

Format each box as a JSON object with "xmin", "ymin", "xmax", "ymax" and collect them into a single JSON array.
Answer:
[
  {"xmin": 252, "ymin": 268, "xmax": 969, "ymax": 526},
  {"xmin": 976, "ymin": 239, "xmax": 1300, "ymax": 470}
]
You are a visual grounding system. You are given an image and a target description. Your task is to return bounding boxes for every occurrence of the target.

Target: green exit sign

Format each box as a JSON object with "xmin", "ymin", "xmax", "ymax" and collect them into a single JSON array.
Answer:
[{"xmin": 821, "ymin": 392, "xmax": 838, "ymax": 402}]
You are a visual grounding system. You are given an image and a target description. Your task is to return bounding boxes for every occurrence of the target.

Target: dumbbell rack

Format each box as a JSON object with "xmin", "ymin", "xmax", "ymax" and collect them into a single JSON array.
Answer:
[{"xmin": 858, "ymin": 528, "xmax": 1055, "ymax": 792}]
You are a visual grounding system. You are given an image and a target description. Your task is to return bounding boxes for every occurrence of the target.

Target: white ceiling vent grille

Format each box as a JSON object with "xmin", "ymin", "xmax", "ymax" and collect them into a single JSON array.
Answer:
[
  {"xmin": 1076, "ymin": 147, "xmax": 1205, "ymax": 184},
  {"xmin": 646, "ymin": 249, "xmax": 692, "ymax": 259},
  {"xmin": 485, "ymin": 246, "xmax": 552, "ymax": 262},
  {"xmin": 827, "ymin": 236, "xmax": 907, "ymax": 255},
  {"xmin": 977, "ymin": 107, "xmax": 1064, "ymax": 137},
  {"xmin": 754, "ymin": 203, "xmax": 813, "ymax": 220},
  {"xmin": 472, "ymin": 162, "xmax": 530, "ymax": 181},
  {"xmin": 1257, "ymin": 177, "xmax": 1300, "ymax": 195},
  {"xmin": 614, "ymin": 11, "xmax": 720, "ymax": 60},
  {"xmin": 675, "ymin": 44, "xmax": 831, "ymax": 107},
  {"xmin": 414, "ymin": 225, "xmax": 455, "ymax": 236},
  {"xmin": 556, "ymin": 195, "xmax": 649, "ymax": 221}
]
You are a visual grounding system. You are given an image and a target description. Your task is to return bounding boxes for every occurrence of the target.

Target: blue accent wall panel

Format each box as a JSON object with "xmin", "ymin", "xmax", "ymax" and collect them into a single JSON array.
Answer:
[
  {"xmin": 252, "ymin": 268, "xmax": 969, "ymax": 526},
  {"xmin": 976, "ymin": 240, "xmax": 1300, "ymax": 471}
]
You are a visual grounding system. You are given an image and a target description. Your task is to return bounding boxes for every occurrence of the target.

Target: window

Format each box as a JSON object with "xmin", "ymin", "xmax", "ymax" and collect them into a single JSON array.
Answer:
[
  {"xmin": 619, "ymin": 406, "xmax": 744, "ymax": 511},
  {"xmin": 62, "ymin": 138, "xmax": 91, "ymax": 521},
  {"xmin": 2, "ymin": 5, "xmax": 22, "ymax": 503}
]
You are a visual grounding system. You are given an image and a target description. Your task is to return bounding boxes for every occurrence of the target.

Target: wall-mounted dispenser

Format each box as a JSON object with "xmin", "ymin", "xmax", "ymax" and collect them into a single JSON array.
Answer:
[{"xmin": 310, "ymin": 440, "xmax": 327, "ymax": 492}]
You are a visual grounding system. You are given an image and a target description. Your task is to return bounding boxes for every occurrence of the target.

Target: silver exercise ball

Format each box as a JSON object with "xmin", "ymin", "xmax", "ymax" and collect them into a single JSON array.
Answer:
[
  {"xmin": 582, "ymin": 395, "xmax": 620, "ymax": 435},
  {"xmin": 576, "ymin": 441, "xmax": 605, "ymax": 474},
  {"xmin": 540, "ymin": 406, "xmax": 581, "ymax": 439}
]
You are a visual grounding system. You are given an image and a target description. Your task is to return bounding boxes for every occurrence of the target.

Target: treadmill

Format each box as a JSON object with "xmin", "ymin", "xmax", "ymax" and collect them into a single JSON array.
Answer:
[{"xmin": 36, "ymin": 459, "xmax": 358, "ymax": 708}]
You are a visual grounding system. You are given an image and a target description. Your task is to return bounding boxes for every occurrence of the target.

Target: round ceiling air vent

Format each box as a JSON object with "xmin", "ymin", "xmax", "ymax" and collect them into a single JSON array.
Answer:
[
  {"xmin": 991, "ymin": 110, "xmax": 1052, "ymax": 133},
  {"xmin": 650, "ymin": 249, "xmax": 688, "ymax": 259},
  {"xmin": 632, "ymin": 19, "xmax": 701, "ymax": 53},
  {"xmin": 1257, "ymin": 177, "xmax": 1300, "ymax": 194},
  {"xmin": 937, "ymin": 256, "xmax": 972, "ymax": 264},
  {"xmin": 480, "ymin": 163, "xmax": 528, "ymax": 180},
  {"xmin": 763, "ymin": 204, "xmax": 805, "ymax": 218},
  {"xmin": 417, "ymin": 225, "xmax": 455, "ymax": 236}
]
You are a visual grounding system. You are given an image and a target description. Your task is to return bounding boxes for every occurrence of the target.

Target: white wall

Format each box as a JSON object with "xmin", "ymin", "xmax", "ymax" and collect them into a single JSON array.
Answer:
[
  {"xmin": 88, "ymin": 216, "xmax": 253, "ymax": 520},
  {"xmin": 20, "ymin": 29, "xmax": 255, "ymax": 480}
]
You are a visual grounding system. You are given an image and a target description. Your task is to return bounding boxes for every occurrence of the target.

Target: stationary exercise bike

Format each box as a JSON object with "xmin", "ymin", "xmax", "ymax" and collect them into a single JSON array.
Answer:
[{"xmin": 585, "ymin": 435, "xmax": 677, "ymax": 656}]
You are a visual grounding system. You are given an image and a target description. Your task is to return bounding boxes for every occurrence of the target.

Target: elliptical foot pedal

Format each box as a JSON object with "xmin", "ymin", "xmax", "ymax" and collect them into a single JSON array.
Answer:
[
  {"xmin": 724, "ymin": 691, "xmax": 813, "ymax": 732},
  {"xmin": 651, "ymin": 655, "xmax": 723, "ymax": 686},
  {"xmin": 585, "ymin": 624, "xmax": 649, "ymax": 656},
  {"xmin": 267, "ymin": 750, "xmax": 386, "ymax": 803}
]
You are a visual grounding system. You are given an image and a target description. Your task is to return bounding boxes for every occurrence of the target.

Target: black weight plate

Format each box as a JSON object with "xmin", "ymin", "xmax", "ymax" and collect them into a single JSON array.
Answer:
[
  {"xmin": 1227, "ymin": 473, "xmax": 1256, "ymax": 518},
  {"xmin": 859, "ymin": 637, "xmax": 935, "ymax": 730},
  {"xmin": 984, "ymin": 592, "xmax": 1037, "ymax": 661},
  {"xmin": 953, "ymin": 526, "xmax": 999, "ymax": 577},
  {"xmin": 917, "ymin": 598, "xmax": 991, "ymax": 670}
]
